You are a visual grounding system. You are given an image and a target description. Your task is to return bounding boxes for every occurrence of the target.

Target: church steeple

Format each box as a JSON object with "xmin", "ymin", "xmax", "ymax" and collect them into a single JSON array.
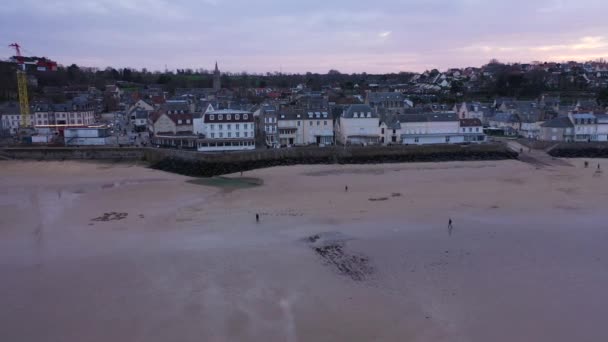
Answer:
[{"xmin": 213, "ymin": 61, "xmax": 221, "ymax": 92}]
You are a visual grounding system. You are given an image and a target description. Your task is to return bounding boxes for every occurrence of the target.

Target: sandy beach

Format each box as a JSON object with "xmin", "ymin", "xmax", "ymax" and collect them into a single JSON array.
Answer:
[{"xmin": 1, "ymin": 158, "xmax": 607, "ymax": 342}]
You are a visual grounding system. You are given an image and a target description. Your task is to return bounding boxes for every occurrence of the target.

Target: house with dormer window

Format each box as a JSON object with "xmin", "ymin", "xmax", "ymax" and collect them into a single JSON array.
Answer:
[{"xmin": 335, "ymin": 104, "xmax": 380, "ymax": 145}]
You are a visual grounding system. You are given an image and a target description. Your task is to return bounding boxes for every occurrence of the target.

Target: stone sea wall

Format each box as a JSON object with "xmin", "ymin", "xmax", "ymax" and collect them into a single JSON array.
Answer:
[
  {"xmin": 548, "ymin": 143, "xmax": 608, "ymax": 158},
  {"xmin": 1, "ymin": 144, "xmax": 518, "ymax": 177},
  {"xmin": 146, "ymin": 144, "xmax": 518, "ymax": 177}
]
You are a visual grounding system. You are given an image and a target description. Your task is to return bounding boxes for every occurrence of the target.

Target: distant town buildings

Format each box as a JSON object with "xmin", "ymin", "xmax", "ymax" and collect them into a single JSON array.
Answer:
[{"xmin": 2, "ymin": 57, "xmax": 608, "ymax": 149}]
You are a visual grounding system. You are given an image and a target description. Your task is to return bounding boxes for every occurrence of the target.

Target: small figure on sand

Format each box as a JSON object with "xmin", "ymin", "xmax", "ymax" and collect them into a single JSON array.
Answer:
[
  {"xmin": 598, "ymin": 163, "xmax": 601, "ymax": 170},
  {"xmin": 448, "ymin": 218, "xmax": 454, "ymax": 236},
  {"xmin": 345, "ymin": 185, "xmax": 349, "ymax": 192},
  {"xmin": 585, "ymin": 161, "xmax": 589, "ymax": 168},
  {"xmin": 240, "ymin": 171, "xmax": 243, "ymax": 176},
  {"xmin": 256, "ymin": 213, "xmax": 260, "ymax": 222}
]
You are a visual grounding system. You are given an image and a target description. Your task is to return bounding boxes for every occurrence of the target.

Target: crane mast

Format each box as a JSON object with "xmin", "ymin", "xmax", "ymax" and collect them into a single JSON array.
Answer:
[{"xmin": 9, "ymin": 43, "xmax": 31, "ymax": 128}]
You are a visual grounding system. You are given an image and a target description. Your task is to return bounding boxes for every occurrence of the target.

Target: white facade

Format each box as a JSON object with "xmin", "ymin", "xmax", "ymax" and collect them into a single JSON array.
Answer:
[
  {"xmin": 34, "ymin": 110, "xmax": 95, "ymax": 126},
  {"xmin": 401, "ymin": 114, "xmax": 463, "ymax": 145},
  {"xmin": 263, "ymin": 116, "xmax": 278, "ymax": 144},
  {"xmin": 278, "ymin": 111, "xmax": 334, "ymax": 146},
  {"xmin": 519, "ymin": 122, "xmax": 541, "ymax": 139},
  {"xmin": 197, "ymin": 109, "xmax": 255, "ymax": 152},
  {"xmin": 570, "ymin": 113, "xmax": 598, "ymax": 142},
  {"xmin": 134, "ymin": 117, "xmax": 147, "ymax": 127},
  {"xmin": 379, "ymin": 122, "xmax": 400, "ymax": 144},
  {"xmin": 596, "ymin": 116, "xmax": 608, "ymax": 141},
  {"xmin": 1, "ymin": 114, "xmax": 34, "ymax": 134},
  {"xmin": 337, "ymin": 117, "xmax": 380, "ymax": 145},
  {"xmin": 64, "ymin": 127, "xmax": 111, "ymax": 146},
  {"xmin": 456, "ymin": 102, "xmax": 485, "ymax": 120},
  {"xmin": 193, "ymin": 116, "xmax": 205, "ymax": 135}
]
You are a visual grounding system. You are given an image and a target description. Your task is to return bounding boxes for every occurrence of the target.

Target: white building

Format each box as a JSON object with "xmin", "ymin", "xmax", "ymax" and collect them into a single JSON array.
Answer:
[
  {"xmin": 64, "ymin": 127, "xmax": 112, "ymax": 146},
  {"xmin": 0, "ymin": 102, "xmax": 34, "ymax": 135},
  {"xmin": 519, "ymin": 121, "xmax": 542, "ymax": 139},
  {"xmin": 335, "ymin": 104, "xmax": 380, "ymax": 145},
  {"xmin": 570, "ymin": 113, "xmax": 598, "ymax": 142},
  {"xmin": 459, "ymin": 118, "xmax": 486, "ymax": 143},
  {"xmin": 277, "ymin": 110, "xmax": 334, "ymax": 146},
  {"xmin": 33, "ymin": 102, "xmax": 96, "ymax": 127},
  {"xmin": 400, "ymin": 113, "xmax": 464, "ymax": 145},
  {"xmin": 454, "ymin": 102, "xmax": 487, "ymax": 120},
  {"xmin": 596, "ymin": 114, "xmax": 608, "ymax": 141},
  {"xmin": 196, "ymin": 109, "xmax": 255, "ymax": 152}
]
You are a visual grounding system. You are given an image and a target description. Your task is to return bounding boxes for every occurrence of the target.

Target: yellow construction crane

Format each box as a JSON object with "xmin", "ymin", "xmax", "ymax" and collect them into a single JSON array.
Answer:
[{"xmin": 9, "ymin": 43, "xmax": 31, "ymax": 128}]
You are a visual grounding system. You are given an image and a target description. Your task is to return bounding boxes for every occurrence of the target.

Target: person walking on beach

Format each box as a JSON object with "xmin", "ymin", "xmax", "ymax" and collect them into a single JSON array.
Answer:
[
  {"xmin": 598, "ymin": 163, "xmax": 601, "ymax": 170},
  {"xmin": 585, "ymin": 161, "xmax": 589, "ymax": 168},
  {"xmin": 256, "ymin": 213, "xmax": 259, "ymax": 222},
  {"xmin": 345, "ymin": 185, "xmax": 348, "ymax": 192},
  {"xmin": 448, "ymin": 218, "xmax": 454, "ymax": 236}
]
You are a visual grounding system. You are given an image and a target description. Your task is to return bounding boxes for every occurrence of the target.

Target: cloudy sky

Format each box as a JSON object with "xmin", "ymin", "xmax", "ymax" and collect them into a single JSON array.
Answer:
[{"xmin": 2, "ymin": 0, "xmax": 608, "ymax": 73}]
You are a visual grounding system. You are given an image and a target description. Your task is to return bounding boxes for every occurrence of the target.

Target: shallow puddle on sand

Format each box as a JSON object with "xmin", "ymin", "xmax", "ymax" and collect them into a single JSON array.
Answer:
[{"xmin": 187, "ymin": 176, "xmax": 263, "ymax": 191}]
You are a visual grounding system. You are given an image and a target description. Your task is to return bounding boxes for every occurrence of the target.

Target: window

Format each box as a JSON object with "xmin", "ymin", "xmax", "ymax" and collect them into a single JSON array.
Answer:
[
  {"xmin": 236, "ymin": 124, "xmax": 240, "ymax": 130},
  {"xmin": 309, "ymin": 121, "xmax": 313, "ymax": 126},
  {"xmin": 468, "ymin": 127, "xmax": 472, "ymax": 132},
  {"xmin": 382, "ymin": 128, "xmax": 385, "ymax": 134},
  {"xmin": 236, "ymin": 132, "xmax": 240, "ymax": 137},
  {"xmin": 297, "ymin": 121, "xmax": 301, "ymax": 126},
  {"xmin": 244, "ymin": 114, "xmax": 248, "ymax": 120},
  {"xmin": 244, "ymin": 132, "xmax": 248, "ymax": 137},
  {"xmin": 235, "ymin": 114, "xmax": 240, "ymax": 120},
  {"xmin": 228, "ymin": 132, "xmax": 232, "ymax": 138},
  {"xmin": 324, "ymin": 121, "xmax": 327, "ymax": 126},
  {"xmin": 475, "ymin": 127, "xmax": 479, "ymax": 132},
  {"xmin": 227, "ymin": 124, "xmax": 231, "ymax": 130},
  {"xmin": 414, "ymin": 137, "xmax": 419, "ymax": 143},
  {"xmin": 219, "ymin": 132, "xmax": 223, "ymax": 138},
  {"xmin": 210, "ymin": 115, "xmax": 215, "ymax": 120},
  {"xmin": 218, "ymin": 114, "xmax": 223, "ymax": 120},
  {"xmin": 219, "ymin": 124, "xmax": 223, "ymax": 130},
  {"xmin": 178, "ymin": 120, "xmax": 182, "ymax": 124},
  {"xmin": 210, "ymin": 124, "xmax": 214, "ymax": 130},
  {"xmin": 367, "ymin": 112, "xmax": 372, "ymax": 118},
  {"xmin": 462, "ymin": 128, "xmax": 466, "ymax": 133},
  {"xmin": 353, "ymin": 113, "xmax": 358, "ymax": 118},
  {"xmin": 244, "ymin": 124, "xmax": 248, "ymax": 129},
  {"xmin": 445, "ymin": 137, "xmax": 451, "ymax": 142},
  {"xmin": 317, "ymin": 121, "xmax": 320, "ymax": 126},
  {"xmin": 211, "ymin": 133, "xmax": 215, "ymax": 138},
  {"xmin": 227, "ymin": 114, "xmax": 231, "ymax": 120},
  {"xmin": 393, "ymin": 129, "xmax": 396, "ymax": 134}
]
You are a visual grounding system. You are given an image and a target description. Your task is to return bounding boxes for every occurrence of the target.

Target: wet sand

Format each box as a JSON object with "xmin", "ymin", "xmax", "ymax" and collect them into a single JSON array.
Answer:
[{"xmin": 1, "ymin": 159, "xmax": 608, "ymax": 342}]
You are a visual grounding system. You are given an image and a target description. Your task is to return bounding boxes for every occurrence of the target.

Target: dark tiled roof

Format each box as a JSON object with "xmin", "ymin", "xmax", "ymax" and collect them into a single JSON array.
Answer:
[
  {"xmin": 168, "ymin": 113, "xmax": 193, "ymax": 126},
  {"xmin": 367, "ymin": 92, "xmax": 405, "ymax": 102},
  {"xmin": 541, "ymin": 117, "xmax": 573, "ymax": 128},
  {"xmin": 459, "ymin": 118, "xmax": 483, "ymax": 127},
  {"xmin": 492, "ymin": 112, "xmax": 520, "ymax": 123},
  {"xmin": 204, "ymin": 110, "xmax": 253, "ymax": 123},
  {"xmin": 426, "ymin": 112, "xmax": 459, "ymax": 122},
  {"xmin": 343, "ymin": 104, "xmax": 377, "ymax": 119}
]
